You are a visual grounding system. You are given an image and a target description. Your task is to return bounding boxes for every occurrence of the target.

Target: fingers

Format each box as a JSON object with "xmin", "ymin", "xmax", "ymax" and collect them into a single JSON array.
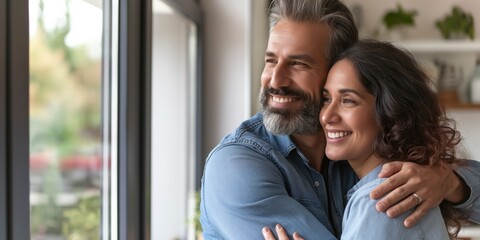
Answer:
[
  {"xmin": 384, "ymin": 193, "xmax": 423, "ymax": 218},
  {"xmin": 275, "ymin": 224, "xmax": 290, "ymax": 240},
  {"xmin": 371, "ymin": 169, "xmax": 418, "ymax": 210},
  {"xmin": 371, "ymin": 161, "xmax": 448, "ymax": 229},
  {"xmin": 262, "ymin": 224, "xmax": 300, "ymax": 240},
  {"xmin": 370, "ymin": 174, "xmax": 401, "ymax": 200},
  {"xmin": 377, "ymin": 162, "xmax": 403, "ymax": 178},
  {"xmin": 262, "ymin": 227, "xmax": 276, "ymax": 240},
  {"xmin": 403, "ymin": 204, "xmax": 429, "ymax": 228},
  {"xmin": 374, "ymin": 179, "xmax": 418, "ymax": 212},
  {"xmin": 293, "ymin": 232, "xmax": 305, "ymax": 240},
  {"xmin": 371, "ymin": 162, "xmax": 411, "ymax": 200}
]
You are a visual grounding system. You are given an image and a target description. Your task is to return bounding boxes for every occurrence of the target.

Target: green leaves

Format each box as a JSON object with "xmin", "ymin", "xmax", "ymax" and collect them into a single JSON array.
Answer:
[
  {"xmin": 383, "ymin": 3, "xmax": 417, "ymax": 30},
  {"xmin": 436, "ymin": 6, "xmax": 475, "ymax": 40}
]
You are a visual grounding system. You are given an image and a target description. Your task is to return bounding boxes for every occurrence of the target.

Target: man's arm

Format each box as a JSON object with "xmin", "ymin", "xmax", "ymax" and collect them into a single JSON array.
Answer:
[
  {"xmin": 200, "ymin": 145, "xmax": 336, "ymax": 240},
  {"xmin": 370, "ymin": 160, "xmax": 480, "ymax": 227},
  {"xmin": 451, "ymin": 160, "xmax": 480, "ymax": 223}
]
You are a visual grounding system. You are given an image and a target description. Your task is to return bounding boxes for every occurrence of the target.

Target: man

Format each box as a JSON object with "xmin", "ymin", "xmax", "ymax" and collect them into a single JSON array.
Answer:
[{"xmin": 200, "ymin": 0, "xmax": 480, "ymax": 239}]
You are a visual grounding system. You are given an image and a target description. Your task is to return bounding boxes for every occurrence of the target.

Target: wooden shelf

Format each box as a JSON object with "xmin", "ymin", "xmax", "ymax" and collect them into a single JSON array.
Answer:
[
  {"xmin": 392, "ymin": 40, "xmax": 480, "ymax": 53},
  {"xmin": 438, "ymin": 90, "xmax": 480, "ymax": 109},
  {"xmin": 390, "ymin": 41, "xmax": 480, "ymax": 110},
  {"xmin": 443, "ymin": 102, "xmax": 480, "ymax": 109}
]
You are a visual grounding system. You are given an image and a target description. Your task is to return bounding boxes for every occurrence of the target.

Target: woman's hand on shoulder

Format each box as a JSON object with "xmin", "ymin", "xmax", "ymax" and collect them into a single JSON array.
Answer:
[{"xmin": 262, "ymin": 224, "xmax": 304, "ymax": 240}]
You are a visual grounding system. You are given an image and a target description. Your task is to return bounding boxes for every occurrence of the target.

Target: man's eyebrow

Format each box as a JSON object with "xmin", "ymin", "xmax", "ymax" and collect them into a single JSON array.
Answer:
[
  {"xmin": 264, "ymin": 52, "xmax": 315, "ymax": 64},
  {"xmin": 289, "ymin": 54, "xmax": 315, "ymax": 64},
  {"xmin": 265, "ymin": 51, "xmax": 276, "ymax": 57}
]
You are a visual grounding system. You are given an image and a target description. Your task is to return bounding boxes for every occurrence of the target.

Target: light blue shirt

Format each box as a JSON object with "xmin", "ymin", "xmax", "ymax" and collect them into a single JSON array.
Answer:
[
  {"xmin": 342, "ymin": 165, "xmax": 450, "ymax": 240},
  {"xmin": 200, "ymin": 112, "xmax": 480, "ymax": 239},
  {"xmin": 200, "ymin": 113, "xmax": 357, "ymax": 239}
]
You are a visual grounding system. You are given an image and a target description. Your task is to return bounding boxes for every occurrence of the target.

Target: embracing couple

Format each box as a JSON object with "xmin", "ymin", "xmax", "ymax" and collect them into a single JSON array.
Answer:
[{"xmin": 200, "ymin": 0, "xmax": 480, "ymax": 239}]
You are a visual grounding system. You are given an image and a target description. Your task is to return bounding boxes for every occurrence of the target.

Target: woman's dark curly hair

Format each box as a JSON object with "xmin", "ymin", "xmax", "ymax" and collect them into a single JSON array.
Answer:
[{"xmin": 332, "ymin": 39, "xmax": 465, "ymax": 238}]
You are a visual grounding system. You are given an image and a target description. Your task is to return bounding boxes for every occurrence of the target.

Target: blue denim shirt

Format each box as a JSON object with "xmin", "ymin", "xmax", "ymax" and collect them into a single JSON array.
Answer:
[
  {"xmin": 454, "ymin": 160, "xmax": 480, "ymax": 223},
  {"xmin": 200, "ymin": 113, "xmax": 480, "ymax": 239},
  {"xmin": 342, "ymin": 165, "xmax": 449, "ymax": 240}
]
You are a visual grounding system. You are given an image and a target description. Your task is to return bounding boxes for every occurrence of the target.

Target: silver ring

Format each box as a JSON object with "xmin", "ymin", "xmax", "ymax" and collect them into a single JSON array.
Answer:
[{"xmin": 412, "ymin": 193, "xmax": 423, "ymax": 205}]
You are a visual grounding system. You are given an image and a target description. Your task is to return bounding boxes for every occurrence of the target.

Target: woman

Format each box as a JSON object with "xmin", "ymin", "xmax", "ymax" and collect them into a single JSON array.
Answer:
[{"xmin": 263, "ymin": 39, "xmax": 466, "ymax": 239}]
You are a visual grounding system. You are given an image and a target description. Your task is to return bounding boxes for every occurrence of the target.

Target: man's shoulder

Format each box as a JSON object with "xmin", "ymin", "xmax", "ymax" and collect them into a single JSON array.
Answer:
[
  {"xmin": 216, "ymin": 113, "xmax": 286, "ymax": 151},
  {"xmin": 206, "ymin": 112, "xmax": 295, "ymax": 163}
]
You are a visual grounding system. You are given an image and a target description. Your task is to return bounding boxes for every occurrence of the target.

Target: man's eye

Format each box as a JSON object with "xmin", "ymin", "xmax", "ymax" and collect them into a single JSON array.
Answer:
[{"xmin": 265, "ymin": 59, "xmax": 276, "ymax": 64}]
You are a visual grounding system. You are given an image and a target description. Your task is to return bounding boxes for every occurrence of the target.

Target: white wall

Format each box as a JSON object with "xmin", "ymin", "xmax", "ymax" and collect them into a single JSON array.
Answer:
[
  {"xmin": 151, "ymin": 12, "xmax": 194, "ymax": 240},
  {"xmin": 201, "ymin": 0, "xmax": 269, "ymax": 158},
  {"xmin": 449, "ymin": 110, "xmax": 480, "ymax": 160}
]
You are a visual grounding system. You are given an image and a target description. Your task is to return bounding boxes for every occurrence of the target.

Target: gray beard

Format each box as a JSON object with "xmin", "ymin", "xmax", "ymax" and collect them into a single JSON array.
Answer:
[{"xmin": 260, "ymin": 89, "xmax": 322, "ymax": 135}]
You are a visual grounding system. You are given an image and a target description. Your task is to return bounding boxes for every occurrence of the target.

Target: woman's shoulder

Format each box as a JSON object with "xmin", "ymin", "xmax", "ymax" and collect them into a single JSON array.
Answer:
[{"xmin": 343, "ymin": 178, "xmax": 449, "ymax": 240}]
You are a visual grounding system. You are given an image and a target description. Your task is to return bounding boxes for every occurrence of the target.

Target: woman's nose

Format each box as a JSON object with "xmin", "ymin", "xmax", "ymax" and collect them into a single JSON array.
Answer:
[{"xmin": 320, "ymin": 103, "xmax": 340, "ymax": 125}]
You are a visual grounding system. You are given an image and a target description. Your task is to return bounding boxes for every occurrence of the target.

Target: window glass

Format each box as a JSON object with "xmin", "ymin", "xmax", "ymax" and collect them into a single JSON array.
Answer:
[{"xmin": 29, "ymin": 0, "xmax": 109, "ymax": 239}]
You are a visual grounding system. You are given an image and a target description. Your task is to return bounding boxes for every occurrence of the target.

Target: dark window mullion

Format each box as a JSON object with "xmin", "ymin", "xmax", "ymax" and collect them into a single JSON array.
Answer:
[
  {"xmin": 1, "ymin": 0, "xmax": 30, "ymax": 240},
  {"xmin": 0, "ymin": 0, "xmax": 7, "ymax": 238},
  {"xmin": 118, "ymin": 0, "xmax": 148, "ymax": 239}
]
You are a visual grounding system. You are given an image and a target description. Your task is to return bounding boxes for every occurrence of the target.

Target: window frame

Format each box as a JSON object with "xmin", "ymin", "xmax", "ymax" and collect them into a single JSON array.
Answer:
[
  {"xmin": 117, "ymin": 0, "xmax": 203, "ymax": 239},
  {"xmin": 0, "ymin": 0, "xmax": 203, "ymax": 239},
  {"xmin": 0, "ymin": 0, "xmax": 30, "ymax": 239}
]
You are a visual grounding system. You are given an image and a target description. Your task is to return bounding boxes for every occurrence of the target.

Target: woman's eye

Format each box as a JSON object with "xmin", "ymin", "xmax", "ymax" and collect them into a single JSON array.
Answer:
[
  {"xmin": 342, "ymin": 99, "xmax": 356, "ymax": 104},
  {"xmin": 322, "ymin": 96, "xmax": 331, "ymax": 103}
]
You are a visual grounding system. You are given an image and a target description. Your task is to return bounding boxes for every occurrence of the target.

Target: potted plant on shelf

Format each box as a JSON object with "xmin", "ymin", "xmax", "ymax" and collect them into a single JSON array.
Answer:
[
  {"xmin": 435, "ymin": 6, "xmax": 475, "ymax": 40},
  {"xmin": 382, "ymin": 3, "xmax": 417, "ymax": 39}
]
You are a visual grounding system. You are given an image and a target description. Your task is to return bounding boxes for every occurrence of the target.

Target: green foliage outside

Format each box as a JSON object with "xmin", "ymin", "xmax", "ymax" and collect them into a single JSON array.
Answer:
[
  {"xmin": 436, "ymin": 6, "xmax": 475, "ymax": 40},
  {"xmin": 30, "ymin": 0, "xmax": 102, "ymax": 238},
  {"xmin": 30, "ymin": 162, "xmax": 63, "ymax": 235},
  {"xmin": 382, "ymin": 3, "xmax": 417, "ymax": 30},
  {"xmin": 194, "ymin": 191, "xmax": 202, "ymax": 233},
  {"xmin": 30, "ymin": 0, "xmax": 101, "ymax": 157},
  {"xmin": 62, "ymin": 196, "xmax": 101, "ymax": 240}
]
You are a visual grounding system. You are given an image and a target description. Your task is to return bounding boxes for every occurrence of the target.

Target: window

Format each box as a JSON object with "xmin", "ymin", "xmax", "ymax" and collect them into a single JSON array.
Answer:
[
  {"xmin": 28, "ymin": 0, "xmax": 114, "ymax": 239},
  {"xmin": 1, "ymin": 0, "xmax": 202, "ymax": 239},
  {"xmin": 150, "ymin": 0, "xmax": 201, "ymax": 239}
]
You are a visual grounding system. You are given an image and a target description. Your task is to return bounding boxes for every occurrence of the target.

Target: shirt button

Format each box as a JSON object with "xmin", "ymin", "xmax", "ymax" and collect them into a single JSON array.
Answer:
[{"xmin": 314, "ymin": 181, "xmax": 320, "ymax": 187}]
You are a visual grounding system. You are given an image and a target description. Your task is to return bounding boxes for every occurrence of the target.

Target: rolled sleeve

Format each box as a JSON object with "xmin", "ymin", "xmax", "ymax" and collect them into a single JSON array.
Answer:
[{"xmin": 453, "ymin": 160, "xmax": 480, "ymax": 223}]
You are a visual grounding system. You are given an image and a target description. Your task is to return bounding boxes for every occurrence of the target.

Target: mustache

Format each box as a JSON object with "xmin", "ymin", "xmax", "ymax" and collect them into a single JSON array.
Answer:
[{"xmin": 263, "ymin": 87, "xmax": 309, "ymax": 100}]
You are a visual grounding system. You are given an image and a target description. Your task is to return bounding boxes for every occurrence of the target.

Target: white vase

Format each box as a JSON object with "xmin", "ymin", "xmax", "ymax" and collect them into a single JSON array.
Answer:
[{"xmin": 386, "ymin": 26, "xmax": 410, "ymax": 40}]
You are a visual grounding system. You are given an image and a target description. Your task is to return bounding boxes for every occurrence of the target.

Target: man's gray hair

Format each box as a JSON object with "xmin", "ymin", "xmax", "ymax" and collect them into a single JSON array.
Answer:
[{"xmin": 268, "ymin": 0, "xmax": 358, "ymax": 65}]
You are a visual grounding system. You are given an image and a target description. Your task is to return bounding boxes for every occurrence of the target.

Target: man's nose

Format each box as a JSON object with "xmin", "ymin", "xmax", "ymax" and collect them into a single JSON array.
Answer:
[{"xmin": 270, "ymin": 63, "xmax": 290, "ymax": 89}]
